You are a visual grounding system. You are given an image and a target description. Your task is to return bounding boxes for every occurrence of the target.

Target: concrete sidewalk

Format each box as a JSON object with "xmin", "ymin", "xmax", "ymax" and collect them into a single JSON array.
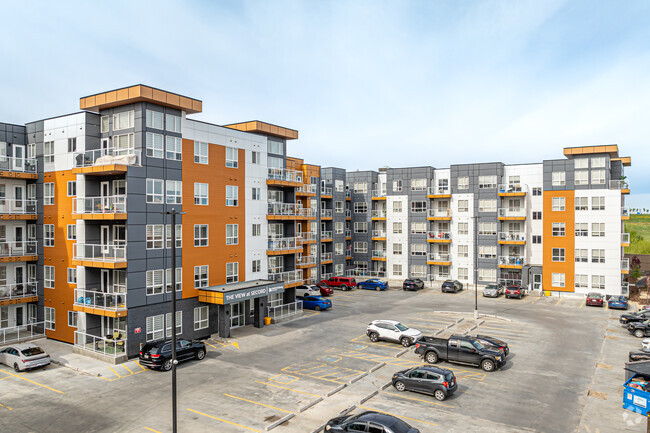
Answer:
[{"xmin": 29, "ymin": 337, "xmax": 119, "ymax": 377}]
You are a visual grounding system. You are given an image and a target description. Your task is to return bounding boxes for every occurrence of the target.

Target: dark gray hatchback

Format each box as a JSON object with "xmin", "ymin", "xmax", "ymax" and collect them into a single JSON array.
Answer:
[{"xmin": 392, "ymin": 365, "xmax": 457, "ymax": 401}]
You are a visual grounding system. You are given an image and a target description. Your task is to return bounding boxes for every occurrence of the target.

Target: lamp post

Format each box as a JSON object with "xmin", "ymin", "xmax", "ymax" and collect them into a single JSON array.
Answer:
[{"xmin": 474, "ymin": 215, "xmax": 479, "ymax": 319}]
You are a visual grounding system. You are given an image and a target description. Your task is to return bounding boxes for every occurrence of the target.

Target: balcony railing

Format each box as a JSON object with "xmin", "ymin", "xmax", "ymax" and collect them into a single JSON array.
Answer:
[
  {"xmin": 298, "ymin": 184, "xmax": 317, "ymax": 194},
  {"xmin": 296, "ymin": 255, "xmax": 316, "ymax": 266},
  {"xmin": 498, "ymin": 208, "xmax": 526, "ymax": 218},
  {"xmin": 372, "ymin": 250, "xmax": 386, "ymax": 258},
  {"xmin": 269, "ymin": 269, "xmax": 303, "ymax": 285},
  {"xmin": 0, "ymin": 155, "xmax": 37, "ymax": 173},
  {"xmin": 0, "ymin": 241, "xmax": 37, "ymax": 257},
  {"xmin": 73, "ymin": 195, "xmax": 127, "ymax": 215},
  {"xmin": 1, "ymin": 321, "xmax": 45, "ymax": 345},
  {"xmin": 0, "ymin": 199, "xmax": 37, "ymax": 215},
  {"xmin": 321, "ymin": 231, "xmax": 333, "ymax": 240},
  {"xmin": 372, "ymin": 230, "xmax": 386, "ymax": 238},
  {"xmin": 371, "ymin": 190, "xmax": 387, "ymax": 197},
  {"xmin": 74, "ymin": 288, "xmax": 126, "ymax": 311},
  {"xmin": 74, "ymin": 148, "xmax": 141, "ymax": 168},
  {"xmin": 345, "ymin": 269, "xmax": 386, "ymax": 278},
  {"xmin": 322, "ymin": 252, "xmax": 333, "ymax": 261},
  {"xmin": 0, "ymin": 282, "xmax": 37, "ymax": 301},
  {"xmin": 499, "ymin": 256, "xmax": 525, "ymax": 266},
  {"xmin": 610, "ymin": 180, "xmax": 630, "ymax": 190},
  {"xmin": 498, "ymin": 278, "xmax": 523, "ymax": 287},
  {"xmin": 73, "ymin": 243, "xmax": 126, "ymax": 262},
  {"xmin": 428, "ymin": 185, "xmax": 450, "ymax": 195},
  {"xmin": 372, "ymin": 210, "xmax": 387, "ymax": 218},
  {"xmin": 622, "ymin": 258, "xmax": 630, "ymax": 272},
  {"xmin": 428, "ymin": 208, "xmax": 451, "ymax": 218},
  {"xmin": 321, "ymin": 186, "xmax": 333, "ymax": 196},
  {"xmin": 428, "ymin": 253, "xmax": 450, "ymax": 262},
  {"xmin": 268, "ymin": 203, "xmax": 313, "ymax": 217},
  {"xmin": 321, "ymin": 208, "xmax": 333, "ymax": 218},
  {"xmin": 268, "ymin": 236, "xmax": 300, "ymax": 251},
  {"xmin": 297, "ymin": 232, "xmax": 317, "ymax": 242},
  {"xmin": 498, "ymin": 184, "xmax": 528, "ymax": 194},
  {"xmin": 428, "ymin": 232, "xmax": 451, "ymax": 240},
  {"xmin": 268, "ymin": 300, "xmax": 303, "ymax": 321},
  {"xmin": 345, "ymin": 210, "xmax": 351, "ymax": 218},
  {"xmin": 498, "ymin": 232, "xmax": 526, "ymax": 242},
  {"xmin": 622, "ymin": 207, "xmax": 630, "ymax": 217},
  {"xmin": 268, "ymin": 168, "xmax": 302, "ymax": 183},
  {"xmin": 345, "ymin": 190, "xmax": 351, "ymax": 198},
  {"xmin": 345, "ymin": 229, "xmax": 351, "ymax": 237},
  {"xmin": 74, "ymin": 331, "xmax": 126, "ymax": 358},
  {"xmin": 622, "ymin": 233, "xmax": 630, "ymax": 244}
]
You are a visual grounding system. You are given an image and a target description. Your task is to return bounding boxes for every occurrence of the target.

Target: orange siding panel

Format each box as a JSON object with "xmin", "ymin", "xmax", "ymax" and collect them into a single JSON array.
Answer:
[{"xmin": 543, "ymin": 190, "xmax": 575, "ymax": 292}]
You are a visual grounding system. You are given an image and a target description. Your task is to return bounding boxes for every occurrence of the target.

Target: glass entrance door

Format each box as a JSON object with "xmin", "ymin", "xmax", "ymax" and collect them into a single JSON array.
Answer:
[
  {"xmin": 13, "ymin": 145, "xmax": 25, "ymax": 171},
  {"xmin": 230, "ymin": 301, "xmax": 245, "ymax": 329},
  {"xmin": 533, "ymin": 274, "xmax": 542, "ymax": 291}
]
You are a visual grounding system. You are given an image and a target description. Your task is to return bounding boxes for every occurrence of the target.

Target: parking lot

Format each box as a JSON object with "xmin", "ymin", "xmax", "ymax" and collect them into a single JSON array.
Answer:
[{"xmin": 0, "ymin": 284, "xmax": 645, "ymax": 433}]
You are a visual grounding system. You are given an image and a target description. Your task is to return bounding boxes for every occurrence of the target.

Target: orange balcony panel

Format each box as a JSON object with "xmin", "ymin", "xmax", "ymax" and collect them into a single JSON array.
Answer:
[
  {"xmin": 498, "ymin": 216, "xmax": 526, "ymax": 221},
  {"xmin": 372, "ymin": 257, "xmax": 387, "ymax": 261},
  {"xmin": 72, "ymin": 165, "xmax": 128, "ymax": 176},
  {"xmin": 266, "ymin": 248, "xmax": 302, "ymax": 256},
  {"xmin": 72, "ymin": 260, "xmax": 127, "ymax": 269},
  {"xmin": 266, "ymin": 179, "xmax": 302, "ymax": 188},
  {"xmin": 427, "ymin": 194, "xmax": 452, "ymax": 199},
  {"xmin": 427, "ymin": 239, "xmax": 451, "ymax": 244},
  {"xmin": 427, "ymin": 261, "xmax": 452, "ymax": 266},
  {"xmin": 0, "ymin": 255, "xmax": 38, "ymax": 263},
  {"xmin": 72, "ymin": 305, "xmax": 127, "ymax": 318},
  {"xmin": 498, "ymin": 264, "xmax": 523, "ymax": 269},
  {"xmin": 0, "ymin": 214, "xmax": 38, "ymax": 221},
  {"xmin": 0, "ymin": 296, "xmax": 38, "ymax": 307},
  {"xmin": 0, "ymin": 171, "xmax": 38, "ymax": 180},
  {"xmin": 73, "ymin": 213, "xmax": 128, "ymax": 221}
]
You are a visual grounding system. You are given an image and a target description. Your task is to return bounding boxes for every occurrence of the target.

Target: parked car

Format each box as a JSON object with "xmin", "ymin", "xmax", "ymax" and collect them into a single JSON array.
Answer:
[
  {"xmin": 441, "ymin": 280, "xmax": 463, "ymax": 293},
  {"xmin": 301, "ymin": 295, "xmax": 332, "ymax": 311},
  {"xmin": 316, "ymin": 283, "xmax": 334, "ymax": 297},
  {"xmin": 392, "ymin": 366, "xmax": 458, "ymax": 401},
  {"xmin": 620, "ymin": 310, "xmax": 650, "ymax": 325},
  {"xmin": 629, "ymin": 351, "xmax": 650, "ymax": 362},
  {"xmin": 627, "ymin": 320, "xmax": 650, "ymax": 338},
  {"xmin": 357, "ymin": 279, "xmax": 388, "ymax": 291},
  {"xmin": 643, "ymin": 338, "xmax": 650, "ymax": 351},
  {"xmin": 325, "ymin": 411, "xmax": 420, "ymax": 433},
  {"xmin": 295, "ymin": 284, "xmax": 321, "ymax": 298},
  {"xmin": 473, "ymin": 334, "xmax": 509, "ymax": 356},
  {"xmin": 505, "ymin": 285, "xmax": 525, "ymax": 299},
  {"xmin": 0, "ymin": 343, "xmax": 50, "ymax": 372},
  {"xmin": 585, "ymin": 292, "xmax": 604, "ymax": 307},
  {"xmin": 319, "ymin": 276, "xmax": 356, "ymax": 291},
  {"xmin": 139, "ymin": 339, "xmax": 206, "ymax": 371},
  {"xmin": 366, "ymin": 320, "xmax": 422, "ymax": 347},
  {"xmin": 608, "ymin": 296, "xmax": 628, "ymax": 310},
  {"xmin": 403, "ymin": 278, "xmax": 425, "ymax": 291},
  {"xmin": 483, "ymin": 284, "xmax": 504, "ymax": 298},
  {"xmin": 414, "ymin": 334, "xmax": 505, "ymax": 372}
]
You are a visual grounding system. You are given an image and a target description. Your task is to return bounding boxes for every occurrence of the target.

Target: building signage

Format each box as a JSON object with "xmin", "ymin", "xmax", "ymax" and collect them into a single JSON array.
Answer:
[
  {"xmin": 134, "ymin": 327, "xmax": 142, "ymax": 334},
  {"xmin": 221, "ymin": 284, "xmax": 285, "ymax": 305}
]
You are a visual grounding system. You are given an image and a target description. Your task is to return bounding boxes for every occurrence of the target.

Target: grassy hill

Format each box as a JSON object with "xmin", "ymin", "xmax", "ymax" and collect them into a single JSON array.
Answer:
[{"xmin": 626, "ymin": 214, "xmax": 650, "ymax": 254}]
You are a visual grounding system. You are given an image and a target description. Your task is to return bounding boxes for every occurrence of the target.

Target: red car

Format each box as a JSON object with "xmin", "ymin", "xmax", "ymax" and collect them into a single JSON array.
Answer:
[
  {"xmin": 316, "ymin": 283, "xmax": 333, "ymax": 296},
  {"xmin": 319, "ymin": 277, "xmax": 357, "ymax": 291},
  {"xmin": 505, "ymin": 285, "xmax": 524, "ymax": 299},
  {"xmin": 585, "ymin": 292, "xmax": 604, "ymax": 307}
]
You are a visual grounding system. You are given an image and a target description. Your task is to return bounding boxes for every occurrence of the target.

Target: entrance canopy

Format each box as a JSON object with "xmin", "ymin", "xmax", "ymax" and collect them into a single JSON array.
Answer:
[{"xmin": 198, "ymin": 280, "xmax": 284, "ymax": 305}]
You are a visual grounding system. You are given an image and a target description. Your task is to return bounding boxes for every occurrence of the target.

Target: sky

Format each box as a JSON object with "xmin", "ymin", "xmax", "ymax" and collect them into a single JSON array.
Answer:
[{"xmin": 1, "ymin": 0, "xmax": 649, "ymax": 207}]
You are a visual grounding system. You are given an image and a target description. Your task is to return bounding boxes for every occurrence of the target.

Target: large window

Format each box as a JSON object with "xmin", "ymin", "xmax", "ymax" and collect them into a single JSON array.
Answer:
[
  {"xmin": 575, "ymin": 223, "xmax": 588, "ymax": 237},
  {"xmin": 410, "ymin": 179, "xmax": 427, "ymax": 191},
  {"xmin": 146, "ymin": 269, "xmax": 164, "ymax": 295},
  {"xmin": 478, "ymin": 176, "xmax": 496, "ymax": 189},
  {"xmin": 113, "ymin": 111, "xmax": 134, "ymax": 130},
  {"xmin": 353, "ymin": 202, "xmax": 367, "ymax": 213},
  {"xmin": 575, "ymin": 197, "xmax": 588, "ymax": 211},
  {"xmin": 393, "ymin": 264, "xmax": 402, "ymax": 276},
  {"xmin": 45, "ymin": 307, "xmax": 55, "ymax": 331},
  {"xmin": 146, "ymin": 225, "xmax": 164, "ymax": 249},
  {"xmin": 393, "ymin": 222, "xmax": 402, "ymax": 234},
  {"xmin": 226, "ymin": 186, "xmax": 238, "ymax": 206},
  {"xmin": 591, "ymin": 223, "xmax": 605, "ymax": 237},
  {"xmin": 194, "ymin": 265, "xmax": 209, "ymax": 288},
  {"xmin": 44, "ymin": 266, "xmax": 55, "ymax": 289},
  {"xmin": 552, "ymin": 273, "xmax": 565, "ymax": 288},
  {"xmin": 591, "ymin": 196, "xmax": 605, "ymax": 210},
  {"xmin": 592, "ymin": 275, "xmax": 605, "ymax": 290},
  {"xmin": 575, "ymin": 171, "xmax": 588, "ymax": 185},
  {"xmin": 552, "ymin": 248, "xmax": 565, "ymax": 262},
  {"xmin": 194, "ymin": 141, "xmax": 208, "ymax": 164},
  {"xmin": 354, "ymin": 242, "xmax": 368, "ymax": 253},
  {"xmin": 194, "ymin": 183, "xmax": 208, "ymax": 205},
  {"xmin": 458, "ymin": 222, "xmax": 468, "ymax": 235},
  {"xmin": 44, "ymin": 183, "xmax": 54, "ymax": 205},
  {"xmin": 458, "ymin": 245, "xmax": 468, "ymax": 258},
  {"xmin": 335, "ymin": 222, "xmax": 344, "ymax": 234},
  {"xmin": 226, "ymin": 262, "xmax": 239, "ymax": 283},
  {"xmin": 335, "ymin": 180, "xmax": 344, "ymax": 192},
  {"xmin": 146, "ymin": 179, "xmax": 164, "ymax": 204},
  {"xmin": 392, "ymin": 243, "xmax": 402, "ymax": 255},
  {"xmin": 226, "ymin": 224, "xmax": 238, "ymax": 245},
  {"xmin": 194, "ymin": 306, "xmax": 209, "ymax": 331},
  {"xmin": 457, "ymin": 177, "xmax": 469, "ymax": 190},
  {"xmin": 44, "ymin": 142, "xmax": 54, "ymax": 163},
  {"xmin": 591, "ymin": 157, "xmax": 606, "ymax": 168},
  {"xmin": 411, "ymin": 222, "xmax": 426, "ymax": 234},
  {"xmin": 552, "ymin": 223, "xmax": 565, "ymax": 237},
  {"xmin": 591, "ymin": 170, "xmax": 605, "ymax": 185},
  {"xmin": 575, "ymin": 274, "xmax": 588, "ymax": 288},
  {"xmin": 410, "ymin": 201, "xmax": 426, "ymax": 213},
  {"xmin": 478, "ymin": 199, "xmax": 496, "ymax": 212},
  {"xmin": 166, "ymin": 114, "xmax": 182, "ymax": 133},
  {"xmin": 146, "ymin": 314, "xmax": 164, "ymax": 341},
  {"xmin": 335, "ymin": 243, "xmax": 344, "ymax": 255},
  {"xmin": 165, "ymin": 311, "xmax": 182, "ymax": 337},
  {"xmin": 166, "ymin": 180, "xmax": 182, "ymax": 204},
  {"xmin": 353, "ymin": 182, "xmax": 367, "ymax": 194},
  {"xmin": 393, "ymin": 180, "xmax": 402, "ymax": 192},
  {"xmin": 146, "ymin": 110, "xmax": 163, "ymax": 129},
  {"xmin": 575, "ymin": 158, "xmax": 588, "ymax": 169},
  {"xmin": 146, "ymin": 132, "xmax": 164, "ymax": 158},
  {"xmin": 268, "ymin": 140, "xmax": 284, "ymax": 155},
  {"xmin": 226, "ymin": 147, "xmax": 238, "ymax": 168},
  {"xmin": 478, "ymin": 246, "xmax": 496, "ymax": 259},
  {"xmin": 478, "ymin": 222, "xmax": 497, "ymax": 236},
  {"xmin": 411, "ymin": 244, "xmax": 426, "ymax": 256},
  {"xmin": 410, "ymin": 265, "xmax": 427, "ymax": 278},
  {"xmin": 552, "ymin": 172, "xmax": 565, "ymax": 186},
  {"xmin": 478, "ymin": 268, "xmax": 496, "ymax": 281},
  {"xmin": 552, "ymin": 197, "xmax": 565, "ymax": 211},
  {"xmin": 354, "ymin": 222, "xmax": 368, "ymax": 233},
  {"xmin": 392, "ymin": 201, "xmax": 402, "ymax": 213},
  {"xmin": 166, "ymin": 136, "xmax": 182, "ymax": 160},
  {"xmin": 575, "ymin": 249, "xmax": 588, "ymax": 263},
  {"xmin": 591, "ymin": 249, "xmax": 605, "ymax": 263},
  {"xmin": 44, "ymin": 224, "xmax": 54, "ymax": 247},
  {"xmin": 194, "ymin": 225, "xmax": 209, "ymax": 247}
]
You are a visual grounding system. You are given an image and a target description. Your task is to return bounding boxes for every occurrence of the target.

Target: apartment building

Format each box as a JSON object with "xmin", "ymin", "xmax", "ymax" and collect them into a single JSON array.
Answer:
[{"xmin": 319, "ymin": 168, "xmax": 350, "ymax": 280}]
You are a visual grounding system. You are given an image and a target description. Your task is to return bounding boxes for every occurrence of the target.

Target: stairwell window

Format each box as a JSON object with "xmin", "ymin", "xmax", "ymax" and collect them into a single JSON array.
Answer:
[
  {"xmin": 458, "ymin": 223, "xmax": 468, "ymax": 235},
  {"xmin": 44, "ymin": 142, "xmax": 54, "ymax": 163},
  {"xmin": 226, "ymin": 185, "xmax": 238, "ymax": 206},
  {"xmin": 226, "ymin": 147, "xmax": 238, "ymax": 168}
]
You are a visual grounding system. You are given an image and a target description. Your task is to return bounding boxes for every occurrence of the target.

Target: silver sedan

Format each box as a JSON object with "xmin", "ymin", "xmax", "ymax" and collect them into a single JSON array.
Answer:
[
  {"xmin": 0, "ymin": 343, "xmax": 51, "ymax": 372},
  {"xmin": 483, "ymin": 284, "xmax": 504, "ymax": 298}
]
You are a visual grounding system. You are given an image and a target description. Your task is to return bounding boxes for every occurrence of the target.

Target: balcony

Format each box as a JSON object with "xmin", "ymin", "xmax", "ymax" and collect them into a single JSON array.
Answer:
[
  {"xmin": 296, "ymin": 255, "xmax": 316, "ymax": 268},
  {"xmin": 0, "ymin": 282, "xmax": 38, "ymax": 307},
  {"xmin": 267, "ymin": 203, "xmax": 314, "ymax": 220},
  {"xmin": 622, "ymin": 207, "xmax": 630, "ymax": 220},
  {"xmin": 427, "ymin": 253, "xmax": 451, "ymax": 265},
  {"xmin": 73, "ymin": 148, "xmax": 141, "ymax": 175},
  {"xmin": 74, "ymin": 330, "xmax": 127, "ymax": 361},
  {"xmin": 0, "ymin": 241, "xmax": 38, "ymax": 262},
  {"xmin": 297, "ymin": 231, "xmax": 317, "ymax": 243},
  {"xmin": 269, "ymin": 269, "xmax": 304, "ymax": 287},
  {"xmin": 267, "ymin": 168, "xmax": 303, "ymax": 186},
  {"xmin": 72, "ymin": 195, "xmax": 127, "ymax": 220},
  {"xmin": 345, "ymin": 269, "xmax": 386, "ymax": 278},
  {"xmin": 321, "ymin": 231, "xmax": 333, "ymax": 241},
  {"xmin": 622, "ymin": 232, "xmax": 630, "ymax": 246},
  {"xmin": 345, "ymin": 210, "xmax": 351, "ymax": 219},
  {"xmin": 321, "ymin": 252, "xmax": 333, "ymax": 263},
  {"xmin": 372, "ymin": 230, "xmax": 386, "ymax": 239},
  {"xmin": 610, "ymin": 180, "xmax": 630, "ymax": 194},
  {"xmin": 372, "ymin": 210, "xmax": 387, "ymax": 219},
  {"xmin": 371, "ymin": 190, "xmax": 387, "ymax": 200},
  {"xmin": 320, "ymin": 186, "xmax": 333, "ymax": 197},
  {"xmin": 0, "ymin": 199, "xmax": 37, "ymax": 220},
  {"xmin": 345, "ymin": 229, "xmax": 351, "ymax": 238},
  {"xmin": 498, "ymin": 256, "xmax": 525, "ymax": 269},
  {"xmin": 73, "ymin": 288, "xmax": 127, "ymax": 317},
  {"xmin": 321, "ymin": 208, "xmax": 333, "ymax": 219},
  {"xmin": 498, "ymin": 184, "xmax": 528, "ymax": 197},
  {"xmin": 622, "ymin": 258, "xmax": 630, "ymax": 274},
  {"xmin": 268, "ymin": 300, "xmax": 303, "ymax": 323},
  {"xmin": 0, "ymin": 156, "xmax": 38, "ymax": 179},
  {"xmin": 427, "ymin": 232, "xmax": 451, "ymax": 243},
  {"xmin": 498, "ymin": 208, "xmax": 526, "ymax": 220},
  {"xmin": 427, "ymin": 208, "xmax": 451, "ymax": 220},
  {"xmin": 297, "ymin": 184, "xmax": 317, "ymax": 196},
  {"xmin": 498, "ymin": 232, "xmax": 526, "ymax": 244},
  {"xmin": 372, "ymin": 250, "xmax": 386, "ymax": 261},
  {"xmin": 427, "ymin": 185, "xmax": 451, "ymax": 198},
  {"xmin": 73, "ymin": 243, "xmax": 127, "ymax": 268},
  {"xmin": 345, "ymin": 190, "xmax": 351, "ymax": 200},
  {"xmin": 267, "ymin": 236, "xmax": 301, "ymax": 255}
]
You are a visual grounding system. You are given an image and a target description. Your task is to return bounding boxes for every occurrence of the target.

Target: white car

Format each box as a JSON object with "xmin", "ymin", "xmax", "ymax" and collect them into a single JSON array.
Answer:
[
  {"xmin": 642, "ymin": 338, "xmax": 650, "ymax": 352},
  {"xmin": 295, "ymin": 284, "xmax": 321, "ymax": 298},
  {"xmin": 366, "ymin": 320, "xmax": 422, "ymax": 347},
  {"xmin": 0, "ymin": 343, "xmax": 51, "ymax": 372}
]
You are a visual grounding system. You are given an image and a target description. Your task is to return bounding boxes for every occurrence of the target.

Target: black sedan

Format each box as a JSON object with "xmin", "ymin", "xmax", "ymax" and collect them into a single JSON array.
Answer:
[
  {"xmin": 325, "ymin": 411, "xmax": 419, "ymax": 433},
  {"xmin": 629, "ymin": 351, "xmax": 650, "ymax": 362},
  {"xmin": 620, "ymin": 311, "xmax": 650, "ymax": 325},
  {"xmin": 392, "ymin": 366, "xmax": 457, "ymax": 401},
  {"xmin": 441, "ymin": 280, "xmax": 463, "ymax": 293},
  {"xmin": 139, "ymin": 339, "xmax": 206, "ymax": 371},
  {"xmin": 474, "ymin": 335, "xmax": 509, "ymax": 356},
  {"xmin": 403, "ymin": 278, "xmax": 425, "ymax": 291},
  {"xmin": 627, "ymin": 320, "xmax": 650, "ymax": 338}
]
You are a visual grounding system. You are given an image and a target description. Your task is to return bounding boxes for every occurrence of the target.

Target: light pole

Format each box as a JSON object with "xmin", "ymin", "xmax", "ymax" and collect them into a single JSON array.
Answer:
[{"xmin": 473, "ymin": 215, "xmax": 479, "ymax": 319}]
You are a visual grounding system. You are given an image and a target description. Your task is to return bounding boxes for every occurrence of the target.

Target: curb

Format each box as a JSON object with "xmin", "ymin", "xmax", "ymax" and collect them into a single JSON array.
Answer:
[
  {"xmin": 299, "ymin": 397, "xmax": 323, "ymax": 413},
  {"xmin": 395, "ymin": 348, "xmax": 409, "ymax": 358},
  {"xmin": 369, "ymin": 362, "xmax": 386, "ymax": 373},
  {"xmin": 265, "ymin": 413, "xmax": 295, "ymax": 431},
  {"xmin": 310, "ymin": 424, "xmax": 328, "ymax": 433},
  {"xmin": 50, "ymin": 358, "xmax": 100, "ymax": 377},
  {"xmin": 326, "ymin": 383, "xmax": 347, "ymax": 397},
  {"xmin": 339, "ymin": 404, "xmax": 357, "ymax": 417},
  {"xmin": 382, "ymin": 380, "xmax": 392, "ymax": 390},
  {"xmin": 350, "ymin": 371, "xmax": 368, "ymax": 384},
  {"xmin": 359, "ymin": 390, "xmax": 378, "ymax": 404}
]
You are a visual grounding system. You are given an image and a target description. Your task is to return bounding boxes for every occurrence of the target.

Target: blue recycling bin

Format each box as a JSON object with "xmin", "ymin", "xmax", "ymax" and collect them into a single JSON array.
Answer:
[{"xmin": 623, "ymin": 374, "xmax": 650, "ymax": 415}]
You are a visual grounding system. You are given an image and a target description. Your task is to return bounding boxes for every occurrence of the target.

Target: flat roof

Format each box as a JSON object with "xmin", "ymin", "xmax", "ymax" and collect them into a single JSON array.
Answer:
[
  {"xmin": 80, "ymin": 84, "xmax": 202, "ymax": 114},
  {"xmin": 224, "ymin": 120, "xmax": 299, "ymax": 140},
  {"xmin": 563, "ymin": 144, "xmax": 619, "ymax": 158},
  {"xmin": 201, "ymin": 279, "xmax": 278, "ymax": 293}
]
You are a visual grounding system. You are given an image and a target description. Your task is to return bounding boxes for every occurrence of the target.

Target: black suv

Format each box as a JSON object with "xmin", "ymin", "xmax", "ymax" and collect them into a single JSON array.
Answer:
[
  {"xmin": 325, "ymin": 411, "xmax": 420, "ymax": 433},
  {"xmin": 392, "ymin": 366, "xmax": 457, "ymax": 401},
  {"xmin": 441, "ymin": 280, "xmax": 462, "ymax": 293},
  {"xmin": 403, "ymin": 278, "xmax": 425, "ymax": 291},
  {"xmin": 139, "ymin": 339, "xmax": 206, "ymax": 371}
]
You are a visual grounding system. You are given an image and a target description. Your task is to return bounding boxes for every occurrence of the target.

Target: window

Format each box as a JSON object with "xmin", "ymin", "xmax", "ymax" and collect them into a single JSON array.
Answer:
[
  {"xmin": 352, "ymin": 182, "xmax": 367, "ymax": 194},
  {"xmin": 101, "ymin": 116, "xmax": 109, "ymax": 133},
  {"xmin": 146, "ymin": 132, "xmax": 164, "ymax": 158},
  {"xmin": 479, "ymin": 268, "xmax": 496, "ymax": 281},
  {"xmin": 194, "ymin": 141, "xmax": 208, "ymax": 164},
  {"xmin": 166, "ymin": 114, "xmax": 182, "ymax": 133},
  {"xmin": 532, "ymin": 235, "xmax": 541, "ymax": 244},
  {"xmin": 552, "ymin": 248, "xmax": 565, "ymax": 262},
  {"xmin": 146, "ymin": 225, "xmax": 164, "ymax": 249},
  {"xmin": 458, "ymin": 177, "xmax": 469, "ymax": 190},
  {"xmin": 552, "ymin": 223, "xmax": 565, "ymax": 237},
  {"xmin": 68, "ymin": 311, "xmax": 78, "ymax": 328},
  {"xmin": 592, "ymin": 275, "xmax": 605, "ymax": 290},
  {"xmin": 458, "ymin": 223, "xmax": 468, "ymax": 235},
  {"xmin": 458, "ymin": 245, "xmax": 468, "ymax": 258},
  {"xmin": 411, "ymin": 244, "xmax": 426, "ymax": 256},
  {"xmin": 226, "ymin": 262, "xmax": 239, "ymax": 283},
  {"xmin": 226, "ymin": 224, "xmax": 238, "ymax": 245},
  {"xmin": 335, "ymin": 222, "xmax": 344, "ymax": 234},
  {"xmin": 194, "ymin": 225, "xmax": 209, "ymax": 247},
  {"xmin": 591, "ymin": 223, "xmax": 604, "ymax": 237},
  {"xmin": 411, "ymin": 179, "xmax": 427, "ymax": 191},
  {"xmin": 166, "ymin": 180, "xmax": 182, "ymax": 204},
  {"xmin": 575, "ymin": 223, "xmax": 588, "ymax": 237},
  {"xmin": 44, "ymin": 142, "xmax": 54, "ymax": 163},
  {"xmin": 113, "ymin": 111, "xmax": 134, "ymax": 130},
  {"xmin": 45, "ymin": 307, "xmax": 55, "ymax": 331},
  {"xmin": 354, "ymin": 202, "xmax": 367, "ymax": 213},
  {"xmin": 44, "ymin": 224, "xmax": 54, "ymax": 247},
  {"xmin": 410, "ymin": 201, "xmax": 426, "ymax": 213},
  {"xmin": 393, "ymin": 222, "xmax": 402, "ymax": 234},
  {"xmin": 591, "ymin": 196, "xmax": 605, "ymax": 210},
  {"xmin": 552, "ymin": 197, "xmax": 565, "ymax": 211},
  {"xmin": 575, "ymin": 274, "xmax": 588, "ymax": 288},
  {"xmin": 591, "ymin": 156, "xmax": 606, "ymax": 168},
  {"xmin": 113, "ymin": 133, "xmax": 134, "ymax": 152},
  {"xmin": 194, "ymin": 265, "xmax": 208, "ymax": 288},
  {"xmin": 335, "ymin": 201, "xmax": 344, "ymax": 213},
  {"xmin": 166, "ymin": 268, "xmax": 182, "ymax": 292},
  {"xmin": 218, "ymin": 186, "xmax": 237, "ymax": 208},
  {"xmin": 335, "ymin": 180, "xmax": 344, "ymax": 192},
  {"xmin": 146, "ymin": 179, "xmax": 164, "ymax": 204},
  {"xmin": 146, "ymin": 110, "xmax": 163, "ymax": 129},
  {"xmin": 478, "ymin": 176, "xmax": 497, "ymax": 189},
  {"xmin": 552, "ymin": 273, "xmax": 565, "ymax": 288},
  {"xmin": 44, "ymin": 183, "xmax": 54, "ymax": 205},
  {"xmin": 166, "ymin": 224, "xmax": 182, "ymax": 249},
  {"xmin": 252, "ymin": 224, "xmax": 261, "ymax": 236},
  {"xmin": 225, "ymin": 147, "xmax": 238, "ymax": 168},
  {"xmin": 28, "ymin": 225, "xmax": 36, "ymax": 240},
  {"xmin": 458, "ymin": 268, "xmax": 468, "ymax": 280},
  {"xmin": 354, "ymin": 222, "xmax": 368, "ymax": 233},
  {"xmin": 67, "ymin": 181, "xmax": 76, "ymax": 197},
  {"xmin": 410, "ymin": 265, "xmax": 427, "ymax": 278},
  {"xmin": 575, "ymin": 158, "xmax": 588, "ymax": 169},
  {"xmin": 393, "ymin": 264, "xmax": 402, "ymax": 276},
  {"xmin": 591, "ymin": 170, "xmax": 606, "ymax": 185},
  {"xmin": 533, "ymin": 211, "xmax": 542, "ymax": 220},
  {"xmin": 552, "ymin": 172, "xmax": 565, "ymax": 186},
  {"xmin": 250, "ymin": 151, "xmax": 260, "ymax": 164},
  {"xmin": 67, "ymin": 268, "xmax": 77, "ymax": 284},
  {"xmin": 458, "ymin": 200, "xmax": 468, "ymax": 212},
  {"xmin": 67, "ymin": 224, "xmax": 76, "ymax": 240},
  {"xmin": 194, "ymin": 306, "xmax": 209, "ymax": 331},
  {"xmin": 44, "ymin": 266, "xmax": 54, "ymax": 289},
  {"xmin": 354, "ymin": 242, "xmax": 368, "ymax": 253},
  {"xmin": 146, "ymin": 314, "xmax": 164, "ymax": 341},
  {"xmin": 532, "ymin": 187, "xmax": 542, "ymax": 196},
  {"xmin": 252, "ymin": 259, "xmax": 261, "ymax": 273},
  {"xmin": 392, "ymin": 243, "xmax": 402, "ymax": 255},
  {"xmin": 165, "ymin": 311, "xmax": 182, "ymax": 337},
  {"xmin": 575, "ymin": 249, "xmax": 588, "ymax": 262},
  {"xmin": 575, "ymin": 171, "xmax": 588, "ymax": 185},
  {"xmin": 335, "ymin": 243, "xmax": 344, "ymax": 255},
  {"xmin": 478, "ymin": 222, "xmax": 497, "ymax": 236},
  {"xmin": 478, "ymin": 199, "xmax": 496, "ymax": 212},
  {"xmin": 194, "ymin": 183, "xmax": 208, "ymax": 205},
  {"xmin": 478, "ymin": 246, "xmax": 496, "ymax": 259},
  {"xmin": 146, "ymin": 269, "xmax": 164, "ymax": 295},
  {"xmin": 166, "ymin": 136, "xmax": 182, "ymax": 160},
  {"xmin": 575, "ymin": 197, "xmax": 588, "ymax": 211},
  {"xmin": 392, "ymin": 201, "xmax": 402, "ymax": 213},
  {"xmin": 268, "ymin": 140, "xmax": 284, "ymax": 155},
  {"xmin": 393, "ymin": 180, "xmax": 402, "ymax": 192},
  {"xmin": 411, "ymin": 222, "xmax": 426, "ymax": 234},
  {"xmin": 591, "ymin": 249, "xmax": 605, "ymax": 263}
]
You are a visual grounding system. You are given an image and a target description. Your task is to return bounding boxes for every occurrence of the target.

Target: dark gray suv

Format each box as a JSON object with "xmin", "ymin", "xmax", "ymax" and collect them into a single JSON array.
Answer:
[{"xmin": 392, "ymin": 366, "xmax": 458, "ymax": 401}]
